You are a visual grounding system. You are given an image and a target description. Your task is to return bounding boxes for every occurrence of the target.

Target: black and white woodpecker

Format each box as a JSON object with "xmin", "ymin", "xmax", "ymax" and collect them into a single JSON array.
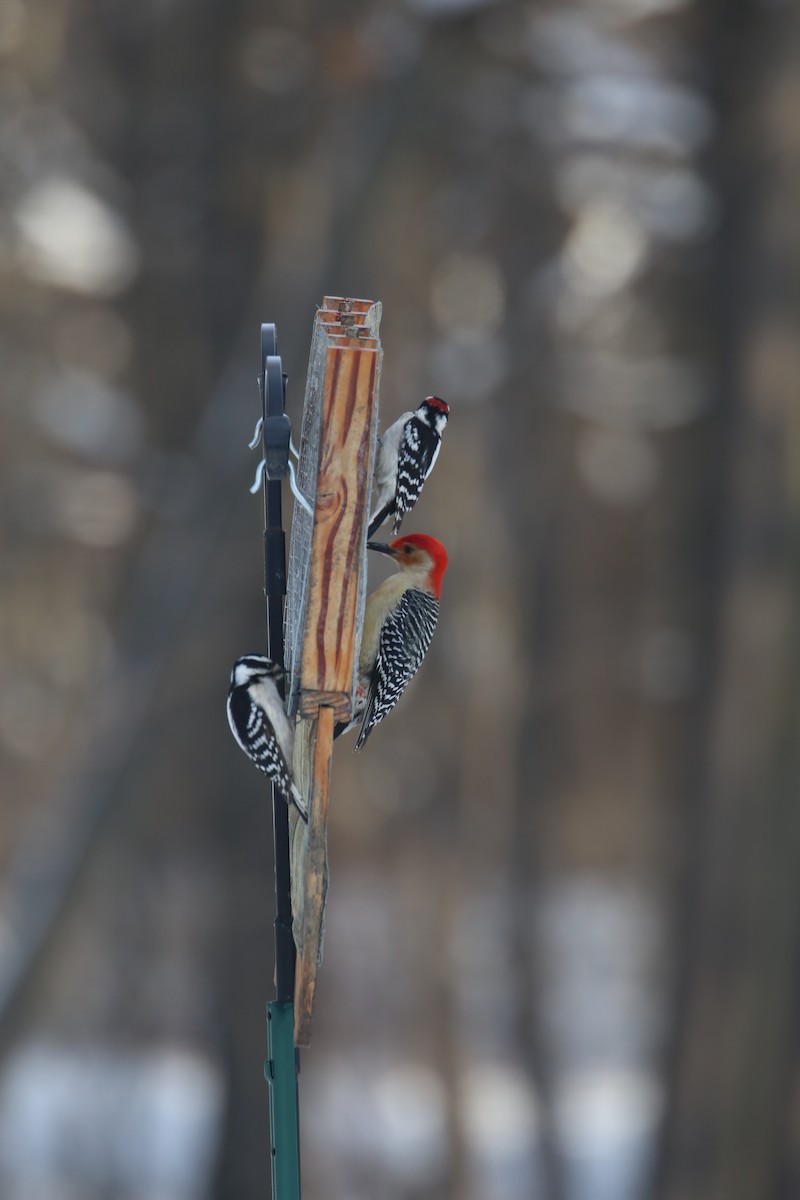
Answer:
[
  {"xmin": 336, "ymin": 533, "xmax": 449, "ymax": 749},
  {"xmin": 367, "ymin": 397, "xmax": 450, "ymax": 539},
  {"xmin": 227, "ymin": 655, "xmax": 308, "ymax": 822}
]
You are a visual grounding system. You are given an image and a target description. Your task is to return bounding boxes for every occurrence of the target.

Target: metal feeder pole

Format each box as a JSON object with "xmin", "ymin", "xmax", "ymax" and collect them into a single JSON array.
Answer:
[{"xmin": 259, "ymin": 323, "xmax": 301, "ymax": 1200}]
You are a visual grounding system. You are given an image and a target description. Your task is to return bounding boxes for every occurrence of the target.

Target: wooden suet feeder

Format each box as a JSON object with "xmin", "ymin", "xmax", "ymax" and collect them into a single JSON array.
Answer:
[{"xmin": 284, "ymin": 297, "xmax": 383, "ymax": 1046}]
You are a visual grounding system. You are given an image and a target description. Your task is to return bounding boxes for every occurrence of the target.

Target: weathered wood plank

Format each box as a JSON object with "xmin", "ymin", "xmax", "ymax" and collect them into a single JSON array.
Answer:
[
  {"xmin": 292, "ymin": 705, "xmax": 334, "ymax": 1048},
  {"xmin": 321, "ymin": 296, "xmax": 383, "ymax": 337},
  {"xmin": 328, "ymin": 331, "xmax": 376, "ymax": 344},
  {"xmin": 317, "ymin": 309, "xmax": 369, "ymax": 328},
  {"xmin": 322, "ymin": 296, "xmax": 375, "ymax": 314},
  {"xmin": 298, "ymin": 341, "xmax": 380, "ymax": 719},
  {"xmin": 325, "ymin": 333, "xmax": 379, "ymax": 348}
]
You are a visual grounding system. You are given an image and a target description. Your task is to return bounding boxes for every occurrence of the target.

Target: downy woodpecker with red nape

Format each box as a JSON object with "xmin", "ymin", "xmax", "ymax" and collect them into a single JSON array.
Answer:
[
  {"xmin": 336, "ymin": 534, "xmax": 449, "ymax": 749},
  {"xmin": 368, "ymin": 397, "xmax": 450, "ymax": 539},
  {"xmin": 227, "ymin": 655, "xmax": 308, "ymax": 822}
]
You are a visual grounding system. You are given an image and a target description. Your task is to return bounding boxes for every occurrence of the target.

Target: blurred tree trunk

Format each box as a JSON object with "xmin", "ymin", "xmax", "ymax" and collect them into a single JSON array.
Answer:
[{"xmin": 654, "ymin": 2, "xmax": 800, "ymax": 1197}]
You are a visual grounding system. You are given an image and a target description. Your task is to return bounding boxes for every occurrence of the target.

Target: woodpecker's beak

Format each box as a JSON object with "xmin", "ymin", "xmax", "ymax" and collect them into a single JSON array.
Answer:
[{"xmin": 366, "ymin": 541, "xmax": 397, "ymax": 558}]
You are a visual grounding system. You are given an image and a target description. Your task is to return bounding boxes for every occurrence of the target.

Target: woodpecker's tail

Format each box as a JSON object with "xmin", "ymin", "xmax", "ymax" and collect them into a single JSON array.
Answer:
[
  {"xmin": 354, "ymin": 718, "xmax": 374, "ymax": 752},
  {"xmin": 290, "ymin": 784, "xmax": 308, "ymax": 824},
  {"xmin": 367, "ymin": 503, "xmax": 393, "ymax": 540}
]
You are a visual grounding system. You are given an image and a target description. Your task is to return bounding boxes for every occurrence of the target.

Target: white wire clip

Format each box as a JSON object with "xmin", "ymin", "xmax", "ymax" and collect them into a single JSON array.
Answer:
[
  {"xmin": 249, "ymin": 416, "xmax": 298, "ymax": 460},
  {"xmin": 288, "ymin": 460, "xmax": 313, "ymax": 514},
  {"xmin": 248, "ymin": 415, "xmax": 263, "ymax": 449},
  {"xmin": 249, "ymin": 458, "xmax": 265, "ymax": 494},
  {"xmin": 249, "ymin": 456, "xmax": 313, "ymax": 515}
]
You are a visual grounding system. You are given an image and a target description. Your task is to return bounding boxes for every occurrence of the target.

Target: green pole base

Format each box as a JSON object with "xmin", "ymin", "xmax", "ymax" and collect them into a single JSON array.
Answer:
[{"xmin": 266, "ymin": 1001, "xmax": 301, "ymax": 1200}]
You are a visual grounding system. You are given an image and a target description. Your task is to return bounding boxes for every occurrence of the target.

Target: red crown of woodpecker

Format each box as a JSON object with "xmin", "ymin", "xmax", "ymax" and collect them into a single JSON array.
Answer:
[{"xmin": 423, "ymin": 396, "xmax": 449, "ymax": 415}]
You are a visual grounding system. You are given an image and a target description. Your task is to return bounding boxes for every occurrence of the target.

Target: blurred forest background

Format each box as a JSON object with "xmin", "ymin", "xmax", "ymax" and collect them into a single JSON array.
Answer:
[{"xmin": 0, "ymin": 0, "xmax": 799, "ymax": 1198}]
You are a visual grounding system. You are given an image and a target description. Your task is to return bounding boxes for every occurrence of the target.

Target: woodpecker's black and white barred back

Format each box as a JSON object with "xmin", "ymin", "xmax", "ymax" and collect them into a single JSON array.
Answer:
[
  {"xmin": 355, "ymin": 588, "xmax": 440, "ymax": 749},
  {"xmin": 368, "ymin": 397, "xmax": 450, "ymax": 539},
  {"xmin": 227, "ymin": 655, "xmax": 308, "ymax": 822}
]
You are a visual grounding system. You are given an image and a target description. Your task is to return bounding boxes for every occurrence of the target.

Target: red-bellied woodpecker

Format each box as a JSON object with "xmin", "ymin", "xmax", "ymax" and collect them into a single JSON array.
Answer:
[
  {"xmin": 227, "ymin": 655, "xmax": 308, "ymax": 822},
  {"xmin": 336, "ymin": 533, "xmax": 449, "ymax": 749},
  {"xmin": 368, "ymin": 397, "xmax": 450, "ymax": 539}
]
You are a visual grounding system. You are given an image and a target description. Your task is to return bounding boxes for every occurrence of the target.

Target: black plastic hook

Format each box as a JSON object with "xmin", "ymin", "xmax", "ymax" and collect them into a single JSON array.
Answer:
[
  {"xmin": 259, "ymin": 324, "xmax": 292, "ymax": 482},
  {"xmin": 250, "ymin": 325, "xmax": 311, "ymax": 513}
]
